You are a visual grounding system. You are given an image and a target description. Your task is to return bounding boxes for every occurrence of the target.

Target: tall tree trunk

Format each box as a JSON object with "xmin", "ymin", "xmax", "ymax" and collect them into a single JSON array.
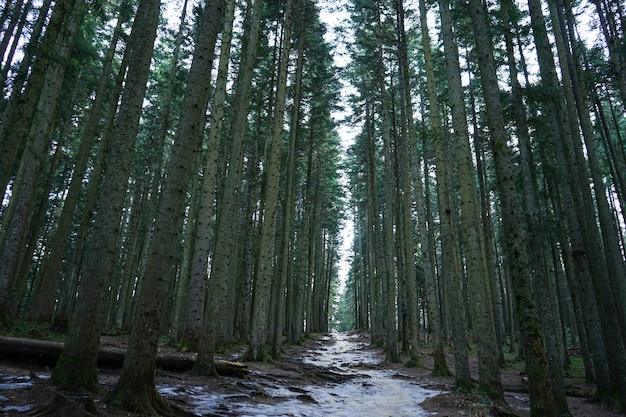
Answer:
[
  {"xmin": 528, "ymin": 0, "xmax": 626, "ymax": 407},
  {"xmin": 0, "ymin": 0, "xmax": 25, "ymax": 66},
  {"xmin": 50, "ymin": 0, "xmax": 162, "ymax": 393},
  {"xmin": 393, "ymin": 0, "xmax": 421, "ymax": 366},
  {"xmin": 417, "ymin": 0, "xmax": 470, "ymax": 390},
  {"xmin": 467, "ymin": 0, "xmax": 554, "ymax": 411},
  {"xmin": 29, "ymin": 2, "xmax": 131, "ymax": 323},
  {"xmin": 553, "ymin": 0, "xmax": 626, "ymax": 342},
  {"xmin": 499, "ymin": 0, "xmax": 570, "ymax": 413},
  {"xmin": 0, "ymin": 0, "xmax": 84, "ymax": 321},
  {"xmin": 0, "ymin": 0, "xmax": 57, "ymax": 197},
  {"xmin": 364, "ymin": 102, "xmax": 385, "ymax": 349},
  {"xmin": 106, "ymin": 1, "xmax": 226, "ymax": 413},
  {"xmin": 207, "ymin": 0, "xmax": 263, "ymax": 349},
  {"xmin": 186, "ymin": 0, "xmax": 235, "ymax": 357},
  {"xmin": 377, "ymin": 44, "xmax": 399, "ymax": 364},
  {"xmin": 440, "ymin": 0, "xmax": 502, "ymax": 394},
  {"xmin": 248, "ymin": 0, "xmax": 293, "ymax": 360},
  {"xmin": 0, "ymin": 0, "xmax": 31, "ymax": 90},
  {"xmin": 271, "ymin": 0, "xmax": 305, "ymax": 357}
]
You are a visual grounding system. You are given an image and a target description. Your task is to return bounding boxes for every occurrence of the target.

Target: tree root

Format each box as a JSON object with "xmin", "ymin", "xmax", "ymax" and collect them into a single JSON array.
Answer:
[{"xmin": 31, "ymin": 391, "xmax": 97, "ymax": 417}]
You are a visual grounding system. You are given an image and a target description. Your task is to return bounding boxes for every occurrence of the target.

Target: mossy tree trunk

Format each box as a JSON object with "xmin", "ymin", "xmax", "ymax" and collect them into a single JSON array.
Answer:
[
  {"xmin": 467, "ymin": 0, "xmax": 555, "ymax": 412},
  {"xmin": 441, "ymin": 0, "xmax": 502, "ymax": 400},
  {"xmin": 51, "ymin": 0, "xmax": 160, "ymax": 392},
  {"xmin": 417, "ymin": 0, "xmax": 471, "ymax": 390},
  {"xmin": 207, "ymin": 0, "xmax": 263, "ymax": 348},
  {"xmin": 29, "ymin": 0, "xmax": 131, "ymax": 324},
  {"xmin": 107, "ymin": 0, "xmax": 226, "ymax": 412}
]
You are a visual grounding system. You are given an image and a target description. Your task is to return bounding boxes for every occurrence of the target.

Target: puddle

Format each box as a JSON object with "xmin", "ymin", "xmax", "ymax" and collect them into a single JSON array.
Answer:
[
  {"xmin": 163, "ymin": 332, "xmax": 440, "ymax": 416},
  {"xmin": 0, "ymin": 374, "xmax": 37, "ymax": 413},
  {"xmin": 0, "ymin": 374, "xmax": 33, "ymax": 390}
]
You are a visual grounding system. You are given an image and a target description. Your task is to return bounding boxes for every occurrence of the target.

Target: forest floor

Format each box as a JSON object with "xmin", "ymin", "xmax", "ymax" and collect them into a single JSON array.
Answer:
[{"xmin": 0, "ymin": 331, "xmax": 623, "ymax": 416}]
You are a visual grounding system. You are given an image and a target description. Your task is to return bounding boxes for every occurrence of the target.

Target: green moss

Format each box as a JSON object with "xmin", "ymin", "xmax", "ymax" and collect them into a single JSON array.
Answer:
[
  {"xmin": 2, "ymin": 320, "xmax": 66, "ymax": 341},
  {"xmin": 106, "ymin": 364, "xmax": 172, "ymax": 416},
  {"xmin": 454, "ymin": 378, "xmax": 474, "ymax": 393},
  {"xmin": 51, "ymin": 352, "xmax": 99, "ymax": 392},
  {"xmin": 431, "ymin": 361, "xmax": 453, "ymax": 377},
  {"xmin": 431, "ymin": 348, "xmax": 453, "ymax": 377},
  {"xmin": 242, "ymin": 344, "xmax": 269, "ymax": 362}
]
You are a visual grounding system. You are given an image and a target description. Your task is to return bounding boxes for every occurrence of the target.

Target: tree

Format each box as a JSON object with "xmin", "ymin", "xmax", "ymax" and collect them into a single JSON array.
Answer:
[
  {"xmin": 248, "ymin": 0, "xmax": 294, "ymax": 361},
  {"xmin": 0, "ymin": 0, "xmax": 86, "ymax": 322},
  {"xmin": 186, "ymin": 0, "xmax": 235, "ymax": 372},
  {"xmin": 29, "ymin": 0, "xmax": 133, "ymax": 324},
  {"xmin": 467, "ymin": 0, "xmax": 555, "ymax": 412},
  {"xmin": 51, "ymin": 0, "xmax": 162, "ymax": 392},
  {"xmin": 106, "ymin": 1, "xmax": 227, "ymax": 412},
  {"xmin": 392, "ymin": 0, "xmax": 421, "ymax": 367},
  {"xmin": 206, "ymin": 0, "xmax": 264, "ymax": 350},
  {"xmin": 416, "ymin": 0, "xmax": 471, "ymax": 390}
]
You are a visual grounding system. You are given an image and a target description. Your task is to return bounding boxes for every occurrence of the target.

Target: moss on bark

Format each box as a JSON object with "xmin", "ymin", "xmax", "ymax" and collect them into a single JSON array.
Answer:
[
  {"xmin": 50, "ymin": 352, "xmax": 99, "ymax": 392},
  {"xmin": 106, "ymin": 364, "xmax": 172, "ymax": 416},
  {"xmin": 242, "ymin": 344, "xmax": 269, "ymax": 362},
  {"xmin": 454, "ymin": 377, "xmax": 474, "ymax": 393},
  {"xmin": 431, "ymin": 347, "xmax": 453, "ymax": 377},
  {"xmin": 191, "ymin": 360, "xmax": 218, "ymax": 377}
]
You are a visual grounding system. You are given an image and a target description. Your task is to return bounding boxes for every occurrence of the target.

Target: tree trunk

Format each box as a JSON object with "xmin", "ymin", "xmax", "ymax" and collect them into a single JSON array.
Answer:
[
  {"xmin": 467, "ymin": 0, "xmax": 554, "ymax": 411},
  {"xmin": 106, "ymin": 1, "xmax": 226, "ymax": 412},
  {"xmin": 417, "ymin": 0, "xmax": 470, "ymax": 390},
  {"xmin": 0, "ymin": 0, "xmax": 54, "ymax": 197},
  {"xmin": 528, "ymin": 0, "xmax": 626, "ymax": 407},
  {"xmin": 393, "ymin": 0, "xmax": 421, "ymax": 366},
  {"xmin": 50, "ymin": 0, "xmax": 162, "ymax": 393},
  {"xmin": 377, "ymin": 49, "xmax": 399, "ymax": 364},
  {"xmin": 0, "ymin": 0, "xmax": 84, "ymax": 322},
  {"xmin": 29, "ymin": 2, "xmax": 130, "ymax": 324},
  {"xmin": 207, "ymin": 0, "xmax": 263, "ymax": 349},
  {"xmin": 247, "ymin": 0, "xmax": 293, "ymax": 361},
  {"xmin": 271, "ymin": 1, "xmax": 305, "ymax": 356}
]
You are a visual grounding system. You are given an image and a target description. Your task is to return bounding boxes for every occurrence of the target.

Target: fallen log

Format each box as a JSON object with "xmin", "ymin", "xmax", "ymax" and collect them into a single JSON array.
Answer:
[{"xmin": 0, "ymin": 336, "xmax": 247, "ymax": 377}]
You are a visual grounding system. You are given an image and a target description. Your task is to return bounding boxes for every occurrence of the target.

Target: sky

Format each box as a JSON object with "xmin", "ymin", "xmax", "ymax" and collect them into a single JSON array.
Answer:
[{"xmin": 318, "ymin": 0, "xmax": 358, "ymax": 293}]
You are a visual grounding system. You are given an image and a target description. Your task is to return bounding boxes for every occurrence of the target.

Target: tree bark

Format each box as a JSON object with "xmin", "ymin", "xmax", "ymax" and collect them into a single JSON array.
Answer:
[
  {"xmin": 467, "ymin": 0, "xmax": 554, "ymax": 411},
  {"xmin": 248, "ymin": 0, "xmax": 294, "ymax": 361},
  {"xmin": 50, "ymin": 0, "xmax": 162, "ymax": 393},
  {"xmin": 417, "ymin": 0, "xmax": 470, "ymax": 390},
  {"xmin": 29, "ymin": 1, "xmax": 131, "ymax": 324},
  {"xmin": 107, "ymin": 0, "xmax": 226, "ymax": 412}
]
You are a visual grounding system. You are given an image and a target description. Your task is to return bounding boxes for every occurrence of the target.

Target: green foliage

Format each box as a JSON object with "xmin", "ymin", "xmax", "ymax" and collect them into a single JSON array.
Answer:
[
  {"xmin": 1, "ymin": 320, "xmax": 65, "ymax": 341},
  {"xmin": 565, "ymin": 355, "xmax": 586, "ymax": 380},
  {"xmin": 331, "ymin": 278, "xmax": 355, "ymax": 332}
]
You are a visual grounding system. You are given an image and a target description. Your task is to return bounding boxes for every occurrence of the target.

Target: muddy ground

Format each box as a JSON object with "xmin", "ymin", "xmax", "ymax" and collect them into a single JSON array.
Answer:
[{"xmin": 0, "ymin": 333, "xmax": 622, "ymax": 416}]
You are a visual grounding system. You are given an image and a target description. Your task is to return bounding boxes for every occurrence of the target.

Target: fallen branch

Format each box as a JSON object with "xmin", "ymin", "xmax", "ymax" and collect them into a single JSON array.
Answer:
[{"xmin": 0, "ymin": 336, "xmax": 247, "ymax": 377}]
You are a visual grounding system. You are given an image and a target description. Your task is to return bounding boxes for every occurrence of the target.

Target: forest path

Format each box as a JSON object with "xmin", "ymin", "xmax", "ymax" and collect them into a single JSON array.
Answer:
[{"xmin": 161, "ymin": 332, "xmax": 441, "ymax": 416}]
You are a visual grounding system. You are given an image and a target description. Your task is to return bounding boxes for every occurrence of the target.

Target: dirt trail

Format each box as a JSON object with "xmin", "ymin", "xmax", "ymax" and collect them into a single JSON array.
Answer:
[
  {"xmin": 171, "ymin": 332, "xmax": 440, "ymax": 416},
  {"xmin": 0, "ymin": 332, "xmax": 622, "ymax": 416}
]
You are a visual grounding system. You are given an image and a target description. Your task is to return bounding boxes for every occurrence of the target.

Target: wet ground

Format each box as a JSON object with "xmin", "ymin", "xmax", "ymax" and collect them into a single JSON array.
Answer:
[
  {"xmin": 162, "ymin": 333, "xmax": 440, "ymax": 416},
  {"xmin": 0, "ymin": 332, "xmax": 622, "ymax": 416}
]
